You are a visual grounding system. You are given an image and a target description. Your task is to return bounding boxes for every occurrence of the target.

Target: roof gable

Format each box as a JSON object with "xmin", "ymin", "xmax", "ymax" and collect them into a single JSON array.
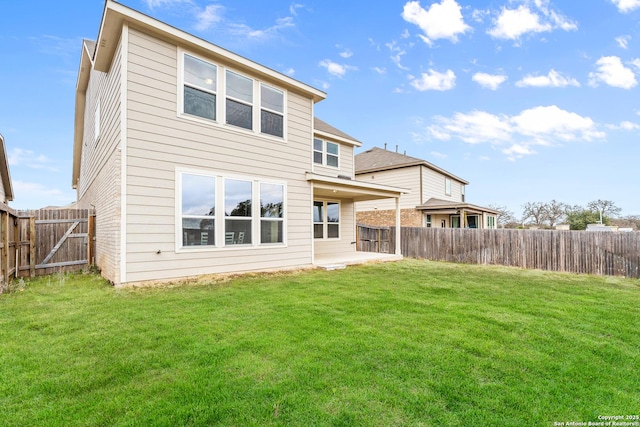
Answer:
[{"xmin": 355, "ymin": 147, "xmax": 468, "ymax": 184}]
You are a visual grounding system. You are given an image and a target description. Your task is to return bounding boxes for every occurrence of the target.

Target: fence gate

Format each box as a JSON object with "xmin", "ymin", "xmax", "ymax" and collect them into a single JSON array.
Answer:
[
  {"xmin": 356, "ymin": 224, "xmax": 393, "ymax": 254},
  {"xmin": 18, "ymin": 209, "xmax": 95, "ymax": 277}
]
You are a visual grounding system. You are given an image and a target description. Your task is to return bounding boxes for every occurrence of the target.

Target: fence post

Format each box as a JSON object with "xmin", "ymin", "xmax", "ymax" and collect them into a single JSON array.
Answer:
[
  {"xmin": 2, "ymin": 211, "xmax": 8, "ymax": 285},
  {"xmin": 29, "ymin": 216, "xmax": 36, "ymax": 278}
]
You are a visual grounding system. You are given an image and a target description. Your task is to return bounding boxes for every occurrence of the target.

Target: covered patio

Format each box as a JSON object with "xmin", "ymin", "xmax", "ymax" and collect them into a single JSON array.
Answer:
[
  {"xmin": 306, "ymin": 172, "xmax": 408, "ymax": 268},
  {"xmin": 416, "ymin": 198, "xmax": 499, "ymax": 229}
]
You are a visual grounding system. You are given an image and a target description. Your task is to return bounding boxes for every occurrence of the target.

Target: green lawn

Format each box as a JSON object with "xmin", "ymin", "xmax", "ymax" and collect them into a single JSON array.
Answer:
[{"xmin": 1, "ymin": 260, "xmax": 639, "ymax": 426}]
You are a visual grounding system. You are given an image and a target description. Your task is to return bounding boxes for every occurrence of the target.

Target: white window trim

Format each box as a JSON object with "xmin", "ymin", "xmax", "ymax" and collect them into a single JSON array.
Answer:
[
  {"xmin": 313, "ymin": 138, "xmax": 340, "ymax": 169},
  {"xmin": 313, "ymin": 199, "xmax": 341, "ymax": 240},
  {"xmin": 175, "ymin": 167, "xmax": 287, "ymax": 252},
  {"xmin": 445, "ymin": 177, "xmax": 452, "ymax": 196},
  {"xmin": 177, "ymin": 49, "xmax": 287, "ymax": 141}
]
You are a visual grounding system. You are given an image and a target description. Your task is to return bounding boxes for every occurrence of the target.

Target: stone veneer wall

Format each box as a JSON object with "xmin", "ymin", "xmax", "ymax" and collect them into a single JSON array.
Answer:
[{"xmin": 356, "ymin": 209, "xmax": 423, "ymax": 227}]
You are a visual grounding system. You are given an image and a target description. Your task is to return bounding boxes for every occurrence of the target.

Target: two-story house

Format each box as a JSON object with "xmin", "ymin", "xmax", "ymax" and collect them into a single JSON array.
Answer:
[
  {"xmin": 73, "ymin": 1, "xmax": 406, "ymax": 286},
  {"xmin": 355, "ymin": 147, "xmax": 497, "ymax": 229}
]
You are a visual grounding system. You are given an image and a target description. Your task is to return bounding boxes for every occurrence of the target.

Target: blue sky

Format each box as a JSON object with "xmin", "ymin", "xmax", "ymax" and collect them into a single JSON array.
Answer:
[{"xmin": 1, "ymin": 0, "xmax": 639, "ymax": 217}]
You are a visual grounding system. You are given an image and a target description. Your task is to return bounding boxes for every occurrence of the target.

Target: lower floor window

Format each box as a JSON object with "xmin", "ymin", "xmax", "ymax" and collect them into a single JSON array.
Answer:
[
  {"xmin": 425, "ymin": 214, "xmax": 432, "ymax": 228},
  {"xmin": 313, "ymin": 200, "xmax": 340, "ymax": 239},
  {"xmin": 450, "ymin": 214, "xmax": 479, "ymax": 228},
  {"xmin": 178, "ymin": 170, "xmax": 285, "ymax": 248},
  {"xmin": 487, "ymin": 215, "xmax": 496, "ymax": 229}
]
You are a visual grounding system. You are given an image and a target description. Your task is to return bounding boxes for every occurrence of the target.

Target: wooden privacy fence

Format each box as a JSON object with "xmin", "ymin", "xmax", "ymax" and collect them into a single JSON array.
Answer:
[
  {"xmin": 356, "ymin": 224, "xmax": 393, "ymax": 254},
  {"xmin": 357, "ymin": 225, "xmax": 640, "ymax": 278},
  {"xmin": 0, "ymin": 207, "xmax": 95, "ymax": 292}
]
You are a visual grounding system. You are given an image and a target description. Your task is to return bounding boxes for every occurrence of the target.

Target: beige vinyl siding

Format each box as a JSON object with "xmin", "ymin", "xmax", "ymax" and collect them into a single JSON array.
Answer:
[
  {"xmin": 355, "ymin": 167, "xmax": 421, "ymax": 212},
  {"xmin": 76, "ymin": 39, "xmax": 123, "ymax": 284},
  {"xmin": 422, "ymin": 166, "xmax": 464, "ymax": 202},
  {"xmin": 0, "ymin": 181, "xmax": 5, "ymax": 204},
  {"xmin": 313, "ymin": 201, "xmax": 356, "ymax": 258},
  {"xmin": 124, "ymin": 27, "xmax": 314, "ymax": 283}
]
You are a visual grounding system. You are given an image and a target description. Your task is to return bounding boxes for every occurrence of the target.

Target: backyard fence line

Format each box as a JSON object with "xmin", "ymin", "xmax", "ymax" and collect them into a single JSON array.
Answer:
[
  {"xmin": 0, "ymin": 207, "xmax": 95, "ymax": 293},
  {"xmin": 357, "ymin": 225, "xmax": 640, "ymax": 278}
]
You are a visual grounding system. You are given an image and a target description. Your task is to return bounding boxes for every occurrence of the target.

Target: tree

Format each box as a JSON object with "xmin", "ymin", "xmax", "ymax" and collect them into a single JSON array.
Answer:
[
  {"xmin": 611, "ymin": 215, "xmax": 640, "ymax": 230},
  {"xmin": 566, "ymin": 207, "xmax": 611, "ymax": 230},
  {"xmin": 521, "ymin": 202, "xmax": 548, "ymax": 227},
  {"xmin": 586, "ymin": 200, "xmax": 621, "ymax": 223},
  {"xmin": 545, "ymin": 199, "xmax": 568, "ymax": 228},
  {"xmin": 487, "ymin": 204, "xmax": 516, "ymax": 228}
]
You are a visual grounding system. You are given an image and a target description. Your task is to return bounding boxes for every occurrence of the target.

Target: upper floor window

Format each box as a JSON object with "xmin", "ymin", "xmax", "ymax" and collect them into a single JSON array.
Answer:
[
  {"xmin": 313, "ymin": 138, "xmax": 339, "ymax": 168},
  {"xmin": 261, "ymin": 84, "xmax": 284, "ymax": 137},
  {"xmin": 183, "ymin": 54, "xmax": 217, "ymax": 121},
  {"xmin": 461, "ymin": 184, "xmax": 465, "ymax": 202},
  {"xmin": 445, "ymin": 177, "xmax": 452, "ymax": 196},
  {"xmin": 179, "ymin": 52, "xmax": 286, "ymax": 139},
  {"xmin": 226, "ymin": 70, "xmax": 253, "ymax": 130}
]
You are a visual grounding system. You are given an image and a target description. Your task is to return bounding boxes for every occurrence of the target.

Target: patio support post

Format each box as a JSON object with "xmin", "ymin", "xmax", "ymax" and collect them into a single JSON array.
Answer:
[{"xmin": 395, "ymin": 197, "xmax": 401, "ymax": 255}]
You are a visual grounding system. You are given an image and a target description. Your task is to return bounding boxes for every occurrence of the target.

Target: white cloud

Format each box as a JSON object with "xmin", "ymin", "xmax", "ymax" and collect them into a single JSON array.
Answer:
[
  {"xmin": 8, "ymin": 148, "xmax": 58, "ymax": 172},
  {"xmin": 430, "ymin": 151, "xmax": 448, "ymax": 159},
  {"xmin": 616, "ymin": 35, "xmax": 631, "ymax": 49},
  {"xmin": 319, "ymin": 59, "xmax": 357, "ymax": 78},
  {"xmin": 488, "ymin": 2, "xmax": 577, "ymax": 41},
  {"xmin": 503, "ymin": 144, "xmax": 536, "ymax": 160},
  {"xmin": 472, "ymin": 72, "xmax": 508, "ymax": 90},
  {"xmin": 12, "ymin": 181, "xmax": 74, "ymax": 209},
  {"xmin": 430, "ymin": 110, "xmax": 512, "ymax": 143},
  {"xmin": 195, "ymin": 4, "xmax": 224, "ymax": 31},
  {"xmin": 611, "ymin": 0, "xmax": 640, "ymax": 13},
  {"xmin": 386, "ymin": 41, "xmax": 409, "ymax": 71},
  {"xmin": 512, "ymin": 105, "xmax": 604, "ymax": 142},
  {"xmin": 229, "ymin": 16, "xmax": 295, "ymax": 40},
  {"xmin": 284, "ymin": 68, "xmax": 295, "ymax": 76},
  {"xmin": 401, "ymin": 0, "xmax": 471, "ymax": 45},
  {"xmin": 338, "ymin": 48, "xmax": 353, "ymax": 59},
  {"xmin": 425, "ymin": 105, "xmax": 604, "ymax": 159},
  {"xmin": 289, "ymin": 3, "xmax": 304, "ymax": 16},
  {"xmin": 619, "ymin": 121, "xmax": 640, "ymax": 130},
  {"xmin": 144, "ymin": 0, "xmax": 191, "ymax": 9},
  {"xmin": 588, "ymin": 56, "xmax": 637, "ymax": 89},
  {"xmin": 373, "ymin": 67, "xmax": 387, "ymax": 75},
  {"xmin": 632, "ymin": 58, "xmax": 640, "ymax": 71},
  {"xmin": 515, "ymin": 69, "xmax": 580, "ymax": 87},
  {"xmin": 410, "ymin": 69, "xmax": 456, "ymax": 91}
]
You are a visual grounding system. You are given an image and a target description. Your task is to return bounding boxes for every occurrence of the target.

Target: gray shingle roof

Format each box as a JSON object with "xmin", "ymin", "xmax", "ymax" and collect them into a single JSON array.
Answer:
[
  {"xmin": 355, "ymin": 147, "xmax": 468, "ymax": 184},
  {"xmin": 314, "ymin": 117, "xmax": 361, "ymax": 144}
]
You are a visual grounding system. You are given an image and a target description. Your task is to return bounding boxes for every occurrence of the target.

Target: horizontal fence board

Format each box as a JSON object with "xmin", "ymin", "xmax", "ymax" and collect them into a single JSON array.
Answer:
[{"xmin": 357, "ymin": 225, "xmax": 640, "ymax": 279}]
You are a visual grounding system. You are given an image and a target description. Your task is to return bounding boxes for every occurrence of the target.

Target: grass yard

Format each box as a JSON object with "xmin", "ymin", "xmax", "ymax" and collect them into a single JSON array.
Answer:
[{"xmin": 1, "ymin": 260, "xmax": 639, "ymax": 426}]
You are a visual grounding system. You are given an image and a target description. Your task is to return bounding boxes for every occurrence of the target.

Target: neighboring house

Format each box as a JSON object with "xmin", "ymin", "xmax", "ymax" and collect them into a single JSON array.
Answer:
[
  {"xmin": 0, "ymin": 134, "xmax": 14, "ymax": 205},
  {"xmin": 72, "ymin": 1, "xmax": 406, "ymax": 286},
  {"xmin": 355, "ymin": 147, "xmax": 498, "ymax": 229}
]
